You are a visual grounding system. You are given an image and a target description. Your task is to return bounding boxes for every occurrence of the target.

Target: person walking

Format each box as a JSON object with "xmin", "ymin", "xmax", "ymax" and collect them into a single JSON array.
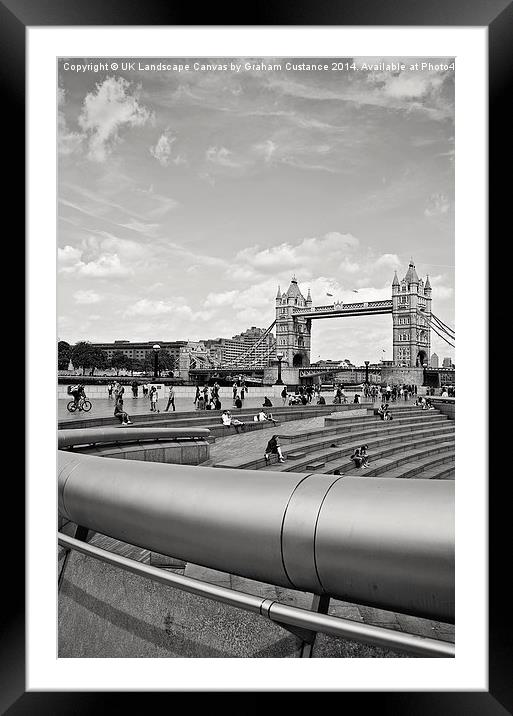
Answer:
[
  {"xmin": 281, "ymin": 386, "xmax": 288, "ymax": 406},
  {"xmin": 165, "ymin": 385, "xmax": 176, "ymax": 412},
  {"xmin": 240, "ymin": 385, "xmax": 245, "ymax": 403},
  {"xmin": 232, "ymin": 382, "xmax": 238, "ymax": 404},
  {"xmin": 107, "ymin": 382, "xmax": 113, "ymax": 399},
  {"xmin": 149, "ymin": 386, "xmax": 159, "ymax": 412},
  {"xmin": 194, "ymin": 385, "xmax": 201, "ymax": 409}
]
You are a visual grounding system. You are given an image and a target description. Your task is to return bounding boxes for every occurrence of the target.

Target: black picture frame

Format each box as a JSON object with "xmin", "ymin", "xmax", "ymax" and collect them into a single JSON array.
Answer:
[{"xmin": 8, "ymin": 0, "xmax": 507, "ymax": 710}]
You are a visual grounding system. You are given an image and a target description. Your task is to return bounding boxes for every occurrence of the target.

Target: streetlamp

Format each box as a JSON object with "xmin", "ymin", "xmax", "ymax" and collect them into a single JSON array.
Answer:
[
  {"xmin": 275, "ymin": 352, "xmax": 284, "ymax": 385},
  {"xmin": 364, "ymin": 360, "xmax": 370, "ymax": 385},
  {"xmin": 153, "ymin": 344, "xmax": 161, "ymax": 379}
]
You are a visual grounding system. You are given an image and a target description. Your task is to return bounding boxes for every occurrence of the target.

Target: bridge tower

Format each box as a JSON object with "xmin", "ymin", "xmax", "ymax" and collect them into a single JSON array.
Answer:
[
  {"xmin": 392, "ymin": 259, "xmax": 432, "ymax": 367},
  {"xmin": 275, "ymin": 277, "xmax": 311, "ymax": 367}
]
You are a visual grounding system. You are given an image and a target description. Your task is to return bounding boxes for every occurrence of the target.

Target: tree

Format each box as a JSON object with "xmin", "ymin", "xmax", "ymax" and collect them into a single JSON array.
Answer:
[
  {"xmin": 58, "ymin": 341, "xmax": 72, "ymax": 370},
  {"xmin": 71, "ymin": 341, "xmax": 96, "ymax": 375},
  {"xmin": 89, "ymin": 348, "xmax": 108, "ymax": 376},
  {"xmin": 111, "ymin": 350, "xmax": 132, "ymax": 376},
  {"xmin": 142, "ymin": 349, "xmax": 174, "ymax": 377},
  {"xmin": 158, "ymin": 350, "xmax": 175, "ymax": 374}
]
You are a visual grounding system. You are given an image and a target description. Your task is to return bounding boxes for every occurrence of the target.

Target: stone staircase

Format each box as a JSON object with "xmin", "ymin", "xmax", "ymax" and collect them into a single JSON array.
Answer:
[
  {"xmin": 58, "ymin": 402, "xmax": 370, "ymax": 440},
  {"xmin": 214, "ymin": 405, "xmax": 454, "ymax": 480}
]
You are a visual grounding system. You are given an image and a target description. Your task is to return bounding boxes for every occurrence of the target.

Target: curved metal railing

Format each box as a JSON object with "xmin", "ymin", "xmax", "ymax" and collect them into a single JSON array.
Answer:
[
  {"xmin": 58, "ymin": 426, "xmax": 211, "ymax": 450},
  {"xmin": 58, "ymin": 450, "xmax": 454, "ymax": 624}
]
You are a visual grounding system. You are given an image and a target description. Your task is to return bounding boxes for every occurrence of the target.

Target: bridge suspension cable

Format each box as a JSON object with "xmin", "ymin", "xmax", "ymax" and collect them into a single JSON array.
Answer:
[
  {"xmin": 225, "ymin": 320, "xmax": 277, "ymax": 368},
  {"xmin": 431, "ymin": 312, "xmax": 455, "ymax": 338},
  {"xmin": 417, "ymin": 310, "xmax": 455, "ymax": 348}
]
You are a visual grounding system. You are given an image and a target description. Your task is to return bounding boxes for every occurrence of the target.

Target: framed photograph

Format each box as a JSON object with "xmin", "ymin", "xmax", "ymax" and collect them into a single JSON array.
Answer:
[{"xmin": 8, "ymin": 0, "xmax": 506, "ymax": 708}]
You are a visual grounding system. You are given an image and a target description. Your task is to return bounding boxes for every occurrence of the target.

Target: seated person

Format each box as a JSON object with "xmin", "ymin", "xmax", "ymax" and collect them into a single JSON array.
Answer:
[
  {"xmin": 353, "ymin": 393, "xmax": 361, "ymax": 404},
  {"xmin": 349, "ymin": 446, "xmax": 363, "ymax": 468},
  {"xmin": 262, "ymin": 396, "xmax": 273, "ymax": 407},
  {"xmin": 264, "ymin": 434, "xmax": 285, "ymax": 464},
  {"xmin": 254, "ymin": 410, "xmax": 277, "ymax": 425},
  {"xmin": 114, "ymin": 400, "xmax": 132, "ymax": 425},
  {"xmin": 213, "ymin": 396, "xmax": 222, "ymax": 410},
  {"xmin": 234, "ymin": 396, "xmax": 243, "ymax": 409},
  {"xmin": 378, "ymin": 403, "xmax": 392, "ymax": 421},
  {"xmin": 359, "ymin": 444, "xmax": 370, "ymax": 468},
  {"xmin": 317, "ymin": 395, "xmax": 326, "ymax": 405},
  {"xmin": 221, "ymin": 410, "xmax": 245, "ymax": 433},
  {"xmin": 301, "ymin": 395, "xmax": 308, "ymax": 405}
]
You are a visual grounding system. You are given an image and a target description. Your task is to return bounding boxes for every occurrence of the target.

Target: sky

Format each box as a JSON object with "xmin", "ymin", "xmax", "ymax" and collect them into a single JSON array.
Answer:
[{"xmin": 58, "ymin": 57, "xmax": 455, "ymax": 365}]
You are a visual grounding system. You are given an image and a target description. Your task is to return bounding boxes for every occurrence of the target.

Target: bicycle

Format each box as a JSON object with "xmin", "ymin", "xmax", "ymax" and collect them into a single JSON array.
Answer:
[{"xmin": 67, "ymin": 397, "xmax": 92, "ymax": 413}]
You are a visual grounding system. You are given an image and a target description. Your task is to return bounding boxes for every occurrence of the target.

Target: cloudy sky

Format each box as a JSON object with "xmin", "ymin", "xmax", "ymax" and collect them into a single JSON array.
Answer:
[{"xmin": 58, "ymin": 57, "xmax": 455, "ymax": 364}]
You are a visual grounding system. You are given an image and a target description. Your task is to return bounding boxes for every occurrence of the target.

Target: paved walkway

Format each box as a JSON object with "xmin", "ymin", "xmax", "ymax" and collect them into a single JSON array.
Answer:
[
  {"xmin": 203, "ymin": 414, "xmax": 327, "ymax": 465},
  {"xmin": 58, "ymin": 395, "xmax": 286, "ymax": 422}
]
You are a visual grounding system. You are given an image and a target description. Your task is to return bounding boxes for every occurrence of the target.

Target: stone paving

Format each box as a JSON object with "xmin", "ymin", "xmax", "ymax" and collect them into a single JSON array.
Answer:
[
  {"xmin": 201, "ymin": 414, "xmax": 327, "ymax": 465},
  {"xmin": 59, "ymin": 394, "xmax": 301, "ymax": 422}
]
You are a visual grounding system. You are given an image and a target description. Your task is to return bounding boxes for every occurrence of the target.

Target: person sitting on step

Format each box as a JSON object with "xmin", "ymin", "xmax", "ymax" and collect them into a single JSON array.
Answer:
[
  {"xmin": 350, "ymin": 446, "xmax": 363, "ymax": 468},
  {"xmin": 221, "ymin": 410, "xmax": 245, "ymax": 433},
  {"xmin": 254, "ymin": 410, "xmax": 278, "ymax": 426},
  {"xmin": 264, "ymin": 434, "xmax": 285, "ymax": 464},
  {"xmin": 359, "ymin": 444, "xmax": 370, "ymax": 468},
  {"xmin": 114, "ymin": 398, "xmax": 132, "ymax": 425}
]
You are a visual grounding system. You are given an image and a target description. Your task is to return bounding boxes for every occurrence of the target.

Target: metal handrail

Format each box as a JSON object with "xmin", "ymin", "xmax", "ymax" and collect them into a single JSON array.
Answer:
[
  {"xmin": 58, "ymin": 533, "xmax": 454, "ymax": 658},
  {"xmin": 58, "ymin": 451, "xmax": 454, "ymax": 623}
]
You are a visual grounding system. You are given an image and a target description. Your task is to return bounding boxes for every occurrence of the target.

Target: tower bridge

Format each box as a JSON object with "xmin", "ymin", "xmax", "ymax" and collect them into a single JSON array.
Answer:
[
  {"xmin": 214, "ymin": 259, "xmax": 454, "ymax": 384},
  {"xmin": 273, "ymin": 259, "xmax": 435, "ymax": 370}
]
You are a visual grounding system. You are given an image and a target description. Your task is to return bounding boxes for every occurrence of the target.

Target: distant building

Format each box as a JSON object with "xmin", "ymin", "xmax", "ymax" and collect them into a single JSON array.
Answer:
[
  {"xmin": 202, "ymin": 326, "xmax": 276, "ymax": 368},
  {"xmin": 92, "ymin": 340, "xmax": 187, "ymax": 367},
  {"xmin": 430, "ymin": 352, "xmax": 439, "ymax": 368}
]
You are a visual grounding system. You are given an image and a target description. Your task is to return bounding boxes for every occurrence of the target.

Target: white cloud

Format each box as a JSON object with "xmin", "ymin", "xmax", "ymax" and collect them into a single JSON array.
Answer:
[
  {"xmin": 233, "ymin": 231, "xmax": 360, "ymax": 279},
  {"xmin": 58, "ymin": 234, "xmax": 145, "ymax": 278},
  {"xmin": 58, "ymin": 245, "xmax": 82, "ymax": 267},
  {"xmin": 125, "ymin": 299, "xmax": 180, "ymax": 316},
  {"xmin": 253, "ymin": 139, "xmax": 278, "ymax": 163},
  {"xmin": 78, "ymin": 76, "xmax": 153, "ymax": 162},
  {"xmin": 375, "ymin": 253, "xmax": 401, "ymax": 269},
  {"xmin": 79, "ymin": 254, "xmax": 134, "ymax": 278},
  {"xmin": 150, "ymin": 132, "xmax": 176, "ymax": 166},
  {"xmin": 73, "ymin": 289, "xmax": 103, "ymax": 304},
  {"xmin": 205, "ymin": 146, "xmax": 241, "ymax": 168},
  {"xmin": 424, "ymin": 193, "xmax": 450, "ymax": 217},
  {"xmin": 204, "ymin": 290, "xmax": 239, "ymax": 308}
]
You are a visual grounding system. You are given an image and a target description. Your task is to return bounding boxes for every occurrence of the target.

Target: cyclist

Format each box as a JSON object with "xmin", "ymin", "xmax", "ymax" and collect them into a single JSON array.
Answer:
[{"xmin": 69, "ymin": 384, "xmax": 86, "ymax": 409}]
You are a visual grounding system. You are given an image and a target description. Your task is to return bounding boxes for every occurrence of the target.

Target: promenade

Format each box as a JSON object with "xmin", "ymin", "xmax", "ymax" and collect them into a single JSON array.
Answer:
[{"xmin": 58, "ymin": 390, "xmax": 365, "ymax": 422}]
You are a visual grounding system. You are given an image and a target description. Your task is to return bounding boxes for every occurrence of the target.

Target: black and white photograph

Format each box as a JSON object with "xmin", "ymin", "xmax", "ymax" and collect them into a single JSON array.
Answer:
[{"xmin": 56, "ymin": 55, "xmax": 457, "ymax": 660}]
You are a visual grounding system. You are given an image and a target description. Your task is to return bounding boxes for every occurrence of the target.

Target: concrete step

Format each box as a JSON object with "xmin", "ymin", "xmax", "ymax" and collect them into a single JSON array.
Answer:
[
  {"xmin": 306, "ymin": 460, "xmax": 326, "ymax": 470},
  {"xmin": 372, "ymin": 451, "xmax": 455, "ymax": 480},
  {"xmin": 277, "ymin": 419, "xmax": 453, "ymax": 462},
  {"xmin": 59, "ymin": 402, "xmax": 365, "ymax": 431},
  {"xmin": 220, "ymin": 423, "xmax": 454, "ymax": 473},
  {"xmin": 295, "ymin": 437, "xmax": 455, "ymax": 476},
  {"xmin": 360, "ymin": 443, "xmax": 455, "ymax": 478},
  {"xmin": 410, "ymin": 463, "xmax": 455, "ymax": 480},
  {"xmin": 281, "ymin": 412, "xmax": 448, "ymax": 444}
]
